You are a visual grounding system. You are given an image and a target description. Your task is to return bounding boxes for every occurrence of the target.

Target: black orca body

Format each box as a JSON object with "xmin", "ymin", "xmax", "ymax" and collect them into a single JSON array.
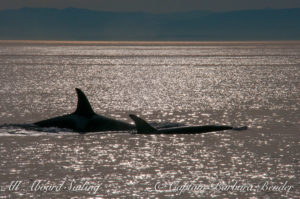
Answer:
[
  {"xmin": 34, "ymin": 88, "xmax": 135, "ymax": 133},
  {"xmin": 129, "ymin": 114, "xmax": 247, "ymax": 134}
]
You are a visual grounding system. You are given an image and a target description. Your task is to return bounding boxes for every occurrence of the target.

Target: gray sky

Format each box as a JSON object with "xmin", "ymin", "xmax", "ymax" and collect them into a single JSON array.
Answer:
[{"xmin": 0, "ymin": 0, "xmax": 300, "ymax": 12}]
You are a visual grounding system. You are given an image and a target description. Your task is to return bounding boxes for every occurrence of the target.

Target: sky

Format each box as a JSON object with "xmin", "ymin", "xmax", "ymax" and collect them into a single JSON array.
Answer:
[{"xmin": 0, "ymin": 0, "xmax": 300, "ymax": 13}]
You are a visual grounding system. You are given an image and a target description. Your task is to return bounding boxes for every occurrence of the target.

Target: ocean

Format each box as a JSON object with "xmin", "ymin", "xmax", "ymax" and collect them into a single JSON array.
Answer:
[{"xmin": 0, "ymin": 41, "xmax": 299, "ymax": 198}]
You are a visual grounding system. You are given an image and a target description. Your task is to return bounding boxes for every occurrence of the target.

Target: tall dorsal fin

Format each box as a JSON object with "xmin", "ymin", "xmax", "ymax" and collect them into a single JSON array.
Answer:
[
  {"xmin": 129, "ymin": 114, "xmax": 157, "ymax": 134},
  {"xmin": 74, "ymin": 88, "xmax": 95, "ymax": 117}
]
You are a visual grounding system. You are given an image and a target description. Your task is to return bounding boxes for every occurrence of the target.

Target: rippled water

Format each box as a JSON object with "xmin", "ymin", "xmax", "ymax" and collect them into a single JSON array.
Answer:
[{"xmin": 0, "ymin": 41, "xmax": 299, "ymax": 198}]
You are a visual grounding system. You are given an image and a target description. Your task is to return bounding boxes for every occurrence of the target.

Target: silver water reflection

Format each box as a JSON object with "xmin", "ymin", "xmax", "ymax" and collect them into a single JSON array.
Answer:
[{"xmin": 0, "ymin": 42, "xmax": 299, "ymax": 198}]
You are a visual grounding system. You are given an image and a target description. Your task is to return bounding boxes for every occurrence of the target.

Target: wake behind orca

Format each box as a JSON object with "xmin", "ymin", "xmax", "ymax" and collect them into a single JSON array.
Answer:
[
  {"xmin": 34, "ymin": 88, "xmax": 135, "ymax": 133},
  {"xmin": 129, "ymin": 114, "xmax": 247, "ymax": 134}
]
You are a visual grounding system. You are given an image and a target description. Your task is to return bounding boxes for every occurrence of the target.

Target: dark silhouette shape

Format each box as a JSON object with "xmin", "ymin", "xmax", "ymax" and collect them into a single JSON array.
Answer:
[
  {"xmin": 129, "ymin": 114, "xmax": 247, "ymax": 134},
  {"xmin": 34, "ymin": 88, "xmax": 135, "ymax": 133}
]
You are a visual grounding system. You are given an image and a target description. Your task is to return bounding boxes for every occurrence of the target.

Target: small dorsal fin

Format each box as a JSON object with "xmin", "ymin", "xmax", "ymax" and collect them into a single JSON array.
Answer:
[
  {"xmin": 129, "ymin": 114, "xmax": 157, "ymax": 133},
  {"xmin": 74, "ymin": 88, "xmax": 95, "ymax": 117}
]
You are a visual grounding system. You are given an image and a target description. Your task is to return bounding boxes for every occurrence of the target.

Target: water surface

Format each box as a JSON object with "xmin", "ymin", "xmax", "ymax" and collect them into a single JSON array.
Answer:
[{"xmin": 0, "ymin": 41, "xmax": 299, "ymax": 198}]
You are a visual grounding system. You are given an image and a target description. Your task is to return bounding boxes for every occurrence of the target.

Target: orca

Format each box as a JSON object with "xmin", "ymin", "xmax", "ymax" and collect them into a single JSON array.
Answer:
[
  {"xmin": 129, "ymin": 114, "xmax": 247, "ymax": 134},
  {"xmin": 34, "ymin": 88, "xmax": 135, "ymax": 133}
]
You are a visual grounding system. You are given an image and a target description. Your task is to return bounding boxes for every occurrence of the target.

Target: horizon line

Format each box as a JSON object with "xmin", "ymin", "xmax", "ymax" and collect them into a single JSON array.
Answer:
[
  {"xmin": 1, "ymin": 6, "xmax": 300, "ymax": 14},
  {"xmin": 1, "ymin": 40, "xmax": 300, "ymax": 46}
]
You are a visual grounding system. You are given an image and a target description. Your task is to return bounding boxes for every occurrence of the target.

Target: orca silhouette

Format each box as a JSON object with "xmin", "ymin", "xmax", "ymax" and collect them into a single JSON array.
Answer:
[
  {"xmin": 34, "ymin": 88, "xmax": 135, "ymax": 133},
  {"xmin": 129, "ymin": 114, "xmax": 247, "ymax": 134}
]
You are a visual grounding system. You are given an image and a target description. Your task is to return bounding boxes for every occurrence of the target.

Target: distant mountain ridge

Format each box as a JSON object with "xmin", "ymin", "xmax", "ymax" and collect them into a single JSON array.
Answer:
[{"xmin": 0, "ymin": 7, "xmax": 299, "ymax": 40}]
